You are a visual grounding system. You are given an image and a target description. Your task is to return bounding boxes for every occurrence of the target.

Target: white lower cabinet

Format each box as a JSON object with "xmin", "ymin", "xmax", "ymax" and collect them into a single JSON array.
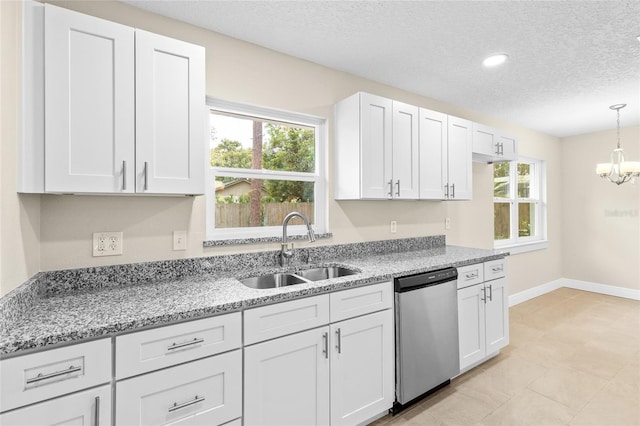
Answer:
[
  {"xmin": 330, "ymin": 309, "xmax": 394, "ymax": 426},
  {"xmin": 457, "ymin": 260, "xmax": 509, "ymax": 372},
  {"xmin": 244, "ymin": 327, "xmax": 330, "ymax": 426},
  {"xmin": 0, "ymin": 384, "xmax": 110, "ymax": 426},
  {"xmin": 243, "ymin": 281, "xmax": 394, "ymax": 426},
  {"xmin": 116, "ymin": 350, "xmax": 242, "ymax": 426}
]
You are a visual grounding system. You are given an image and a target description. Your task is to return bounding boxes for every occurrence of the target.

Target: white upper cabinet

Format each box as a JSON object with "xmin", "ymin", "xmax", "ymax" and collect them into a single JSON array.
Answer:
[
  {"xmin": 135, "ymin": 30, "xmax": 205, "ymax": 195},
  {"xmin": 472, "ymin": 123, "xmax": 517, "ymax": 163},
  {"xmin": 446, "ymin": 116, "xmax": 473, "ymax": 200},
  {"xmin": 20, "ymin": 3, "xmax": 205, "ymax": 195},
  {"xmin": 418, "ymin": 108, "xmax": 447, "ymax": 199},
  {"xmin": 44, "ymin": 4, "xmax": 135, "ymax": 193},
  {"xmin": 334, "ymin": 92, "xmax": 419, "ymax": 199}
]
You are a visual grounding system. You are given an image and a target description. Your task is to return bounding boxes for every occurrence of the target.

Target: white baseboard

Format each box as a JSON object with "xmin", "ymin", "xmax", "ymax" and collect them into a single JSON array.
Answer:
[
  {"xmin": 508, "ymin": 279, "xmax": 563, "ymax": 306},
  {"xmin": 509, "ymin": 278, "xmax": 640, "ymax": 306}
]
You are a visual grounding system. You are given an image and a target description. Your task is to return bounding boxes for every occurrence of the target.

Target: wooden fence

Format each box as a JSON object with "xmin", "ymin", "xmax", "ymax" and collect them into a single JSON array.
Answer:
[{"xmin": 216, "ymin": 202, "xmax": 314, "ymax": 228}]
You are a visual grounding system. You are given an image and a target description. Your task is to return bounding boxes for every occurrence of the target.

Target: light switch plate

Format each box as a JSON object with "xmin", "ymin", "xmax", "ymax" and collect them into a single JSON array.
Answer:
[
  {"xmin": 173, "ymin": 231, "xmax": 187, "ymax": 251},
  {"xmin": 93, "ymin": 232, "xmax": 123, "ymax": 256}
]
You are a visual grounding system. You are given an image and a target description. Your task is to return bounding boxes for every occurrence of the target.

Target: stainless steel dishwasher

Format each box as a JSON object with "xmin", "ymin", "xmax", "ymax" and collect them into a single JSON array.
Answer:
[{"xmin": 393, "ymin": 267, "xmax": 460, "ymax": 413}]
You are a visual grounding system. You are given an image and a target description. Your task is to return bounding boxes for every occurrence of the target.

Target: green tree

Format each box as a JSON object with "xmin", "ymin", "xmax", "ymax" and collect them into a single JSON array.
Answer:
[
  {"xmin": 210, "ymin": 139, "xmax": 252, "ymax": 183},
  {"xmin": 262, "ymin": 124, "xmax": 315, "ymax": 202}
]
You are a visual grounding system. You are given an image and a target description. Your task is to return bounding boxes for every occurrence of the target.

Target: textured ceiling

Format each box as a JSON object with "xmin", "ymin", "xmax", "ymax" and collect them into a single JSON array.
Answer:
[{"xmin": 121, "ymin": 0, "xmax": 640, "ymax": 138}]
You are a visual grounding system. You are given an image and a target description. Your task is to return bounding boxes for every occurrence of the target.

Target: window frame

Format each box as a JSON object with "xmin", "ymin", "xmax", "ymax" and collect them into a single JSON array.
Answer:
[
  {"xmin": 493, "ymin": 156, "xmax": 548, "ymax": 254},
  {"xmin": 205, "ymin": 97, "xmax": 328, "ymax": 241}
]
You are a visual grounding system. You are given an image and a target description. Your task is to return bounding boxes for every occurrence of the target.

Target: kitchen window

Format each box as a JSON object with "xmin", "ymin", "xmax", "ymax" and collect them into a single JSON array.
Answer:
[
  {"xmin": 205, "ymin": 98, "xmax": 327, "ymax": 241},
  {"xmin": 493, "ymin": 157, "xmax": 548, "ymax": 253}
]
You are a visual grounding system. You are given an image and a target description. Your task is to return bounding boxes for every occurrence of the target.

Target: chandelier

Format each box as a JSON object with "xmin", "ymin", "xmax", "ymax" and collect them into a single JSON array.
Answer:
[{"xmin": 595, "ymin": 104, "xmax": 640, "ymax": 185}]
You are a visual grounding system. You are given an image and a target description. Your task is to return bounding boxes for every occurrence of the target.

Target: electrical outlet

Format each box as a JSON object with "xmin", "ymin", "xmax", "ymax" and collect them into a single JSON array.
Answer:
[
  {"xmin": 390, "ymin": 220, "xmax": 397, "ymax": 234},
  {"xmin": 93, "ymin": 232, "xmax": 123, "ymax": 256},
  {"xmin": 173, "ymin": 230, "xmax": 187, "ymax": 251},
  {"xmin": 445, "ymin": 217, "xmax": 451, "ymax": 230}
]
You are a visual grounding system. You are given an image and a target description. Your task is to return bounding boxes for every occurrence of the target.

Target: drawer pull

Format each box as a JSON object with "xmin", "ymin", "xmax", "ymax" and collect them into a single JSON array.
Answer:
[
  {"xmin": 491, "ymin": 266, "xmax": 503, "ymax": 273},
  {"xmin": 167, "ymin": 337, "xmax": 204, "ymax": 351},
  {"xmin": 169, "ymin": 395, "xmax": 205, "ymax": 412},
  {"xmin": 26, "ymin": 365, "xmax": 82, "ymax": 384},
  {"xmin": 465, "ymin": 272, "xmax": 478, "ymax": 280}
]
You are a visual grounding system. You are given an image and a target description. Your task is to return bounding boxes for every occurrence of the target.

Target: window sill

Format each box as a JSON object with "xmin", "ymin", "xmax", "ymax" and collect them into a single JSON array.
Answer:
[
  {"xmin": 494, "ymin": 240, "xmax": 548, "ymax": 255},
  {"xmin": 204, "ymin": 232, "xmax": 333, "ymax": 247}
]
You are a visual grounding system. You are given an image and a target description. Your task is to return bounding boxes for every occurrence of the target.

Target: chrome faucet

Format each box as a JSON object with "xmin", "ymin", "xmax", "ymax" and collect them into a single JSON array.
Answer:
[{"xmin": 280, "ymin": 211, "xmax": 316, "ymax": 267}]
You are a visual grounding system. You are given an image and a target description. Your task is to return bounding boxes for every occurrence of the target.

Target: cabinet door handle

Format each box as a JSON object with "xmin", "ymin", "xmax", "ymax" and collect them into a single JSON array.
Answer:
[
  {"xmin": 169, "ymin": 395, "xmax": 205, "ymax": 413},
  {"xmin": 488, "ymin": 284, "xmax": 493, "ymax": 301},
  {"xmin": 395, "ymin": 180, "xmax": 400, "ymax": 197},
  {"xmin": 480, "ymin": 286, "xmax": 486, "ymax": 303},
  {"xmin": 122, "ymin": 160, "xmax": 127, "ymax": 191},
  {"xmin": 335, "ymin": 328, "xmax": 342, "ymax": 354},
  {"xmin": 322, "ymin": 332, "xmax": 328, "ymax": 359},
  {"xmin": 451, "ymin": 183, "xmax": 455, "ymax": 199},
  {"xmin": 495, "ymin": 142, "xmax": 500, "ymax": 156},
  {"xmin": 143, "ymin": 161, "xmax": 149, "ymax": 191},
  {"xmin": 94, "ymin": 396, "xmax": 100, "ymax": 426},
  {"xmin": 444, "ymin": 184, "xmax": 449, "ymax": 199},
  {"xmin": 387, "ymin": 180, "xmax": 393, "ymax": 197},
  {"xmin": 500, "ymin": 142, "xmax": 505, "ymax": 156},
  {"xmin": 26, "ymin": 365, "xmax": 82, "ymax": 384},
  {"xmin": 167, "ymin": 337, "xmax": 204, "ymax": 351}
]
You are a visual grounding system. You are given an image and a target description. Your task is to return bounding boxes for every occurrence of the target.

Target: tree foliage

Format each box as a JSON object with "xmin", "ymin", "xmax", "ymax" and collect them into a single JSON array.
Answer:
[{"xmin": 210, "ymin": 123, "xmax": 315, "ymax": 202}]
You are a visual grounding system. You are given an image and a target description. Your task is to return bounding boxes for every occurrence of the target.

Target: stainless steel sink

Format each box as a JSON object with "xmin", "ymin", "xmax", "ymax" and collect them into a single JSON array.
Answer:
[
  {"xmin": 240, "ymin": 273, "xmax": 307, "ymax": 289},
  {"xmin": 239, "ymin": 266, "xmax": 359, "ymax": 289},
  {"xmin": 295, "ymin": 266, "xmax": 357, "ymax": 282}
]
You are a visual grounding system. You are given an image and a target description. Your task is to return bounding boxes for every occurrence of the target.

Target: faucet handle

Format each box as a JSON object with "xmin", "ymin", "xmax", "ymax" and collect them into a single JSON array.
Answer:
[{"xmin": 307, "ymin": 226, "xmax": 316, "ymax": 243}]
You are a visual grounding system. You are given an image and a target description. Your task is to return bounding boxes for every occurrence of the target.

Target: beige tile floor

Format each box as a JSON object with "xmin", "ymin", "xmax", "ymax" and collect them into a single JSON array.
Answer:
[{"xmin": 372, "ymin": 288, "xmax": 640, "ymax": 426}]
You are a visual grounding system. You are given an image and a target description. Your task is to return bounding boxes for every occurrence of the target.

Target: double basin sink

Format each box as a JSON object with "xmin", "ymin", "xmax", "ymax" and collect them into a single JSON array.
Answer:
[{"xmin": 240, "ymin": 266, "xmax": 358, "ymax": 289}]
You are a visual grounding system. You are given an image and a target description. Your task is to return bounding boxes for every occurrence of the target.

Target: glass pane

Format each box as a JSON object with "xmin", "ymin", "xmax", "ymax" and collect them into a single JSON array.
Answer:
[
  {"xmin": 493, "ymin": 163, "xmax": 510, "ymax": 198},
  {"xmin": 517, "ymin": 163, "xmax": 531, "ymax": 198},
  {"xmin": 494, "ymin": 202, "xmax": 511, "ymax": 240},
  {"xmin": 210, "ymin": 112, "xmax": 315, "ymax": 173},
  {"xmin": 518, "ymin": 202, "xmax": 536, "ymax": 237},
  {"xmin": 214, "ymin": 176, "xmax": 314, "ymax": 228}
]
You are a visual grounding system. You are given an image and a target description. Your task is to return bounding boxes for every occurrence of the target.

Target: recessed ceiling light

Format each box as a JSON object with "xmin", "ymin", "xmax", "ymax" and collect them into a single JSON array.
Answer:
[{"xmin": 483, "ymin": 53, "xmax": 509, "ymax": 67}]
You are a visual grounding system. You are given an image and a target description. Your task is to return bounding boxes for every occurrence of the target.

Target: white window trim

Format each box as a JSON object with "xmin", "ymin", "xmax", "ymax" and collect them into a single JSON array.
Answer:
[
  {"xmin": 494, "ymin": 156, "xmax": 548, "ymax": 254},
  {"xmin": 205, "ymin": 97, "xmax": 328, "ymax": 241}
]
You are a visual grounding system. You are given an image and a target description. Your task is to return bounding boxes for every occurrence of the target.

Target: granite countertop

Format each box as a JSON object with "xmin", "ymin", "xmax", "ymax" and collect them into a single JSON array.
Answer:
[{"xmin": 0, "ymin": 240, "xmax": 506, "ymax": 357}]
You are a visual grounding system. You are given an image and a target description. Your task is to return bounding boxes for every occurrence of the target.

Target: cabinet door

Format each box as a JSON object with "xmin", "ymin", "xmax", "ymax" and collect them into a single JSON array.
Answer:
[
  {"xmin": 360, "ymin": 93, "xmax": 393, "ymax": 199},
  {"xmin": 244, "ymin": 327, "xmax": 330, "ymax": 426},
  {"xmin": 136, "ymin": 30, "xmax": 205, "ymax": 195},
  {"xmin": 44, "ymin": 4, "xmax": 134, "ymax": 193},
  {"xmin": 457, "ymin": 284, "xmax": 486, "ymax": 371},
  {"xmin": 447, "ymin": 116, "xmax": 473, "ymax": 200},
  {"xmin": 330, "ymin": 310, "xmax": 394, "ymax": 426},
  {"xmin": 485, "ymin": 277, "xmax": 510, "ymax": 354},
  {"xmin": 392, "ymin": 101, "xmax": 419, "ymax": 199},
  {"xmin": 0, "ymin": 385, "xmax": 111, "ymax": 426},
  {"xmin": 419, "ymin": 108, "xmax": 448, "ymax": 199},
  {"xmin": 497, "ymin": 133, "xmax": 517, "ymax": 161},
  {"xmin": 116, "ymin": 350, "xmax": 242, "ymax": 426}
]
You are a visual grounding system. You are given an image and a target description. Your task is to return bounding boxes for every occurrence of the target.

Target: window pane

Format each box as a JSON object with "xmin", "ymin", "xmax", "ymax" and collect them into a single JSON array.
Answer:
[
  {"xmin": 214, "ymin": 177, "xmax": 314, "ymax": 228},
  {"xmin": 210, "ymin": 112, "xmax": 315, "ymax": 173},
  {"xmin": 517, "ymin": 163, "xmax": 531, "ymax": 198},
  {"xmin": 518, "ymin": 202, "xmax": 536, "ymax": 237},
  {"xmin": 493, "ymin": 163, "xmax": 510, "ymax": 198},
  {"xmin": 494, "ymin": 202, "xmax": 511, "ymax": 240}
]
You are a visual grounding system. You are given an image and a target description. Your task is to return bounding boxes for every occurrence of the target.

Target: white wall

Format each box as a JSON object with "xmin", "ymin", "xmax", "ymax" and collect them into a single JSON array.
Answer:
[
  {"xmin": 561, "ymin": 126, "xmax": 640, "ymax": 291},
  {"xmin": 2, "ymin": 0, "xmax": 565, "ymax": 295}
]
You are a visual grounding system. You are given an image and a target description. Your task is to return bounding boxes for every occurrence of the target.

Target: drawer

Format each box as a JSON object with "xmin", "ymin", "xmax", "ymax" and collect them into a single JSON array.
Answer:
[
  {"xmin": 116, "ymin": 350, "xmax": 242, "ymax": 426},
  {"xmin": 0, "ymin": 338, "xmax": 111, "ymax": 413},
  {"xmin": 244, "ymin": 294, "xmax": 329, "ymax": 345},
  {"xmin": 330, "ymin": 281, "xmax": 393, "ymax": 322},
  {"xmin": 457, "ymin": 263, "xmax": 484, "ymax": 289},
  {"xmin": 115, "ymin": 312, "xmax": 241, "ymax": 380},
  {"xmin": 484, "ymin": 259, "xmax": 506, "ymax": 281},
  {"xmin": 0, "ymin": 384, "xmax": 111, "ymax": 425}
]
